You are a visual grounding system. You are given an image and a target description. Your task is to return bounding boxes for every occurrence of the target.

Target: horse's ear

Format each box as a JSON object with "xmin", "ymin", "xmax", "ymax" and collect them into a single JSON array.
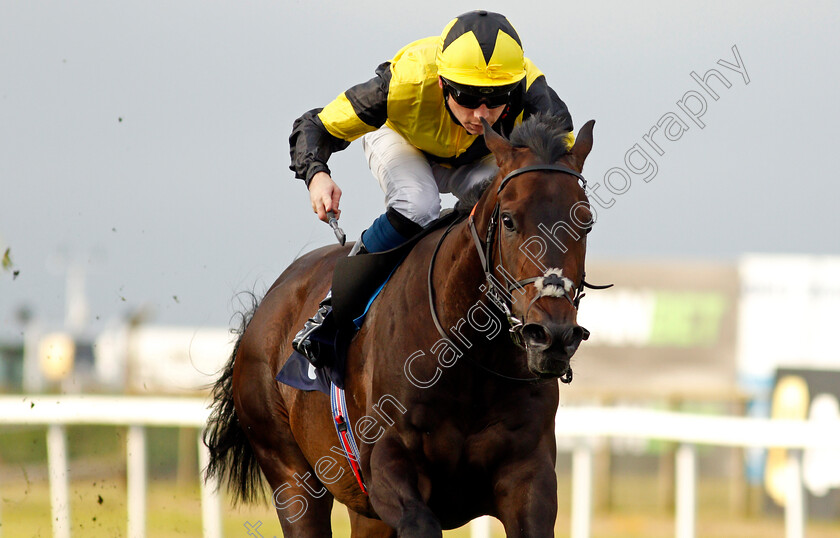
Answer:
[
  {"xmin": 482, "ymin": 118, "xmax": 515, "ymax": 168},
  {"xmin": 568, "ymin": 119, "xmax": 595, "ymax": 172}
]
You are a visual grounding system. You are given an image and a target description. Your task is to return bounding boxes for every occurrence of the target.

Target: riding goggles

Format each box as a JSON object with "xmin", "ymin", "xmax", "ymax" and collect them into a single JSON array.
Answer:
[{"xmin": 442, "ymin": 79, "xmax": 516, "ymax": 109}]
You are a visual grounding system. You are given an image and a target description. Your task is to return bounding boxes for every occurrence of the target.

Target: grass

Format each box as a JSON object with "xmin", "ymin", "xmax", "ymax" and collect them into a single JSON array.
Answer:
[
  {"xmin": 2, "ymin": 426, "xmax": 840, "ymax": 536},
  {"xmin": 2, "ymin": 471, "xmax": 840, "ymax": 537},
  {"xmin": 0, "ymin": 475, "xmax": 482, "ymax": 537}
]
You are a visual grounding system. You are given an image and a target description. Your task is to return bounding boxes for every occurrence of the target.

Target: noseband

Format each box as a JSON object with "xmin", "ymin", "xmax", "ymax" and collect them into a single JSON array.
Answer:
[{"xmin": 428, "ymin": 163, "xmax": 611, "ymax": 383}]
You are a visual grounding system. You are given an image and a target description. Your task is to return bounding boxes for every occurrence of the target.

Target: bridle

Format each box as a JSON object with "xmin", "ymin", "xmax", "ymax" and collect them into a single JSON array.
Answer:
[{"xmin": 428, "ymin": 163, "xmax": 612, "ymax": 383}]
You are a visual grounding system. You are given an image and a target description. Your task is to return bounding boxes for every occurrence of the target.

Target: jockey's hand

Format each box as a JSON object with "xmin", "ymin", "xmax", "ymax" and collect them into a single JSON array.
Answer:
[{"xmin": 309, "ymin": 171, "xmax": 342, "ymax": 223}]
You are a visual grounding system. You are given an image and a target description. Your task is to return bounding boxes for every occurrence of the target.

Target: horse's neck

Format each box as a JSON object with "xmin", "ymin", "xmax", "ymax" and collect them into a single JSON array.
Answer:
[
  {"xmin": 435, "ymin": 220, "xmax": 487, "ymax": 315},
  {"xmin": 440, "ymin": 185, "xmax": 506, "ymax": 312},
  {"xmin": 432, "ymin": 217, "xmax": 520, "ymax": 365}
]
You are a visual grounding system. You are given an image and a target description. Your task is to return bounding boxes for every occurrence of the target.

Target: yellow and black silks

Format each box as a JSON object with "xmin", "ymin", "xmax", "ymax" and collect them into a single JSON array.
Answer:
[{"xmin": 289, "ymin": 35, "xmax": 572, "ymax": 186}]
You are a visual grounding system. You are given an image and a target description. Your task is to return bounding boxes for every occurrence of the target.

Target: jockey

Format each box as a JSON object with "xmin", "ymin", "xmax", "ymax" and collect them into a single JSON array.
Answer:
[{"xmin": 290, "ymin": 10, "xmax": 574, "ymax": 364}]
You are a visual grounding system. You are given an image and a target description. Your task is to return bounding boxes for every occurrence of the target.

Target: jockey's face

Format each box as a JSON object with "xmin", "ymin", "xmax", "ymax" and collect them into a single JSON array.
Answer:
[{"xmin": 440, "ymin": 79, "xmax": 506, "ymax": 135}]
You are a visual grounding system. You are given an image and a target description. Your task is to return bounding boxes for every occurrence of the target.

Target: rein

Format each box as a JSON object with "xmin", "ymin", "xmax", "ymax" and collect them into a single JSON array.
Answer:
[
  {"xmin": 427, "ymin": 163, "xmax": 612, "ymax": 384},
  {"xmin": 428, "ymin": 218, "xmax": 542, "ymax": 383}
]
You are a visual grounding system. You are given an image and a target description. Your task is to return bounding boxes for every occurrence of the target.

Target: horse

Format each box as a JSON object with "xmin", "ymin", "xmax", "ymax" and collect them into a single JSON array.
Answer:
[{"xmin": 205, "ymin": 113, "xmax": 598, "ymax": 537}]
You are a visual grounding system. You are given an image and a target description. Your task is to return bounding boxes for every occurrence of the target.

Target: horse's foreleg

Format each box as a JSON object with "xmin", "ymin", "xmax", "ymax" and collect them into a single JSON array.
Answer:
[
  {"xmin": 348, "ymin": 509, "xmax": 397, "ymax": 538},
  {"xmin": 366, "ymin": 434, "xmax": 442, "ymax": 538},
  {"xmin": 491, "ymin": 454, "xmax": 558, "ymax": 538}
]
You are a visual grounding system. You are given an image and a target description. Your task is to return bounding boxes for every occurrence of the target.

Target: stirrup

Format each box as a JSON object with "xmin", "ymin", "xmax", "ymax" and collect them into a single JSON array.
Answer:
[{"xmin": 292, "ymin": 301, "xmax": 332, "ymax": 366}]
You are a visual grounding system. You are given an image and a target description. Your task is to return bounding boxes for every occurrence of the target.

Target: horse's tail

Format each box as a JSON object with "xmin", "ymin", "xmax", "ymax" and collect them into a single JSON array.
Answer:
[{"xmin": 202, "ymin": 293, "xmax": 266, "ymax": 504}]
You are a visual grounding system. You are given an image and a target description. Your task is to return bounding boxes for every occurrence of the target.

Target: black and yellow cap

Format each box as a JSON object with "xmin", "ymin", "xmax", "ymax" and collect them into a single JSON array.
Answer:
[{"xmin": 436, "ymin": 10, "xmax": 526, "ymax": 88}]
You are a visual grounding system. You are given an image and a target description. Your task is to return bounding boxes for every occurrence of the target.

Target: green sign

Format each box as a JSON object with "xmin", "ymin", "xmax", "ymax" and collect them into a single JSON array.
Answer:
[{"xmin": 648, "ymin": 292, "xmax": 727, "ymax": 347}]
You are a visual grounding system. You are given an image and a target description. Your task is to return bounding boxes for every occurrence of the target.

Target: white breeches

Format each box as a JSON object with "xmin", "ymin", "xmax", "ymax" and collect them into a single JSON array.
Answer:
[{"xmin": 362, "ymin": 125, "xmax": 498, "ymax": 227}]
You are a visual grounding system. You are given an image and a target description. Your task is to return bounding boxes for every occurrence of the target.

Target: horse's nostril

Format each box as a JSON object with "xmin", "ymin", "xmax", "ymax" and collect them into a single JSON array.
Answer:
[
  {"xmin": 574, "ymin": 326, "xmax": 590, "ymax": 342},
  {"xmin": 522, "ymin": 323, "xmax": 551, "ymax": 348}
]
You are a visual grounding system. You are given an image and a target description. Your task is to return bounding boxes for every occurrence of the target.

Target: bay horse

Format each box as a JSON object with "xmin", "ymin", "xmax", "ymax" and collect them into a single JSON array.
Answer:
[{"xmin": 205, "ymin": 114, "xmax": 598, "ymax": 537}]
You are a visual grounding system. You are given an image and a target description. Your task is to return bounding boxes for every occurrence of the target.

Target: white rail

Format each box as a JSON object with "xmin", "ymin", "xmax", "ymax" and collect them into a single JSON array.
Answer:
[
  {"xmin": 553, "ymin": 406, "xmax": 840, "ymax": 538},
  {"xmin": 0, "ymin": 395, "xmax": 220, "ymax": 538},
  {"xmin": 2, "ymin": 397, "xmax": 839, "ymax": 538}
]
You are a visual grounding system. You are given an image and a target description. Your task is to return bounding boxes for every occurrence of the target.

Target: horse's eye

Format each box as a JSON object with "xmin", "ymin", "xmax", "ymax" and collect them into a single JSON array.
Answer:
[{"xmin": 501, "ymin": 213, "xmax": 516, "ymax": 231}]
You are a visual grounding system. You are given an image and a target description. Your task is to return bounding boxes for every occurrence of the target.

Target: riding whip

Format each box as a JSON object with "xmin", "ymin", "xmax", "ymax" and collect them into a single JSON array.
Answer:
[{"xmin": 327, "ymin": 211, "xmax": 346, "ymax": 246}]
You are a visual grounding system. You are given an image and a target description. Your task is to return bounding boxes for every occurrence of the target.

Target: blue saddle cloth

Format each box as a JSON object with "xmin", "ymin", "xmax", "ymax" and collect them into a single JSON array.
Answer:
[
  {"xmin": 275, "ymin": 210, "xmax": 463, "ymax": 395},
  {"xmin": 278, "ymin": 351, "xmax": 334, "ymax": 394}
]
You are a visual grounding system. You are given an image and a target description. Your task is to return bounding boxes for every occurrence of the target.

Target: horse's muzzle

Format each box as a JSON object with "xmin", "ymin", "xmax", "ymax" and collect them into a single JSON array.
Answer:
[{"xmin": 522, "ymin": 322, "xmax": 590, "ymax": 379}]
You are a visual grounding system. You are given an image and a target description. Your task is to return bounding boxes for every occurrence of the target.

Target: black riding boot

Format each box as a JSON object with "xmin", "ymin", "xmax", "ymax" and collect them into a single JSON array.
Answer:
[
  {"xmin": 292, "ymin": 208, "xmax": 421, "ymax": 365},
  {"xmin": 292, "ymin": 238, "xmax": 367, "ymax": 365}
]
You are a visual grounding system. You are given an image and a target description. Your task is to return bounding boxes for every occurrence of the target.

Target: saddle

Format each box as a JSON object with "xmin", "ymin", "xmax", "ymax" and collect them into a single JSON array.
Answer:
[{"xmin": 277, "ymin": 210, "xmax": 464, "ymax": 394}]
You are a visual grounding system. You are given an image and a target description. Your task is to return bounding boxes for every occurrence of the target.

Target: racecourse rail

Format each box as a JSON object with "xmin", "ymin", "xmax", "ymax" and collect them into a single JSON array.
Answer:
[{"xmin": 1, "ymin": 396, "xmax": 838, "ymax": 538}]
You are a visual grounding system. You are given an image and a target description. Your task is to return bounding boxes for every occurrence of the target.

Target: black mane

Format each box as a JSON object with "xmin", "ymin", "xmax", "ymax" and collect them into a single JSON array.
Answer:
[
  {"xmin": 455, "ymin": 114, "xmax": 574, "ymax": 212},
  {"xmin": 454, "ymin": 176, "xmax": 494, "ymax": 213},
  {"xmin": 509, "ymin": 113, "xmax": 573, "ymax": 163}
]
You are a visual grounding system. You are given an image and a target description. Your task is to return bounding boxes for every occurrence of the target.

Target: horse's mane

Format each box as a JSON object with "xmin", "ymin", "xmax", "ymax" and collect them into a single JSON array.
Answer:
[
  {"xmin": 455, "ymin": 114, "xmax": 573, "ymax": 212},
  {"xmin": 509, "ymin": 113, "xmax": 574, "ymax": 163},
  {"xmin": 455, "ymin": 177, "xmax": 494, "ymax": 213}
]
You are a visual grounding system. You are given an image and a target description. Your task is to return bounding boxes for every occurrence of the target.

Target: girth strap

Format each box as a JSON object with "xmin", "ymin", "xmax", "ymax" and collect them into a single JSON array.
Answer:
[{"xmin": 330, "ymin": 382, "xmax": 368, "ymax": 494}]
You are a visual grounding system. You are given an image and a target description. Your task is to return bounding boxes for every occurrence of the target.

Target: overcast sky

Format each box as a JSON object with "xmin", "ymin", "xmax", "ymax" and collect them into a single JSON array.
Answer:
[{"xmin": 1, "ymin": 0, "xmax": 838, "ymax": 338}]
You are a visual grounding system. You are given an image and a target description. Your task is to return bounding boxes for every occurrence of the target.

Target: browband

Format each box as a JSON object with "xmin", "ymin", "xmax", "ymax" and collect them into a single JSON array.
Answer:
[{"xmin": 497, "ymin": 164, "xmax": 586, "ymax": 194}]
